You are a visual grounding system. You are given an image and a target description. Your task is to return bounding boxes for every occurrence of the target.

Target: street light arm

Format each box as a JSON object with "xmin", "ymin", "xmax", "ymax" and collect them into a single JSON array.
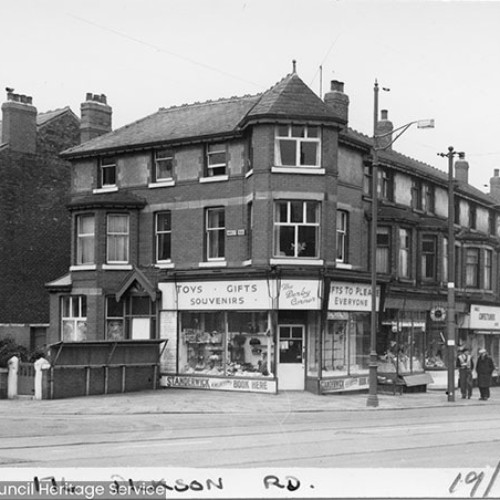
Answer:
[{"xmin": 375, "ymin": 119, "xmax": 434, "ymax": 151}]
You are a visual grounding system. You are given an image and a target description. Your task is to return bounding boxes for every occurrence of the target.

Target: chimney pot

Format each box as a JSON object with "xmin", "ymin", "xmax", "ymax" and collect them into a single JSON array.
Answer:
[
  {"xmin": 381, "ymin": 109, "xmax": 389, "ymax": 120},
  {"xmin": 495, "ymin": 169, "xmax": 499, "ymax": 177},
  {"xmin": 80, "ymin": 92, "xmax": 112, "ymax": 143},
  {"xmin": 330, "ymin": 80, "xmax": 345, "ymax": 93},
  {"xmin": 86, "ymin": 92, "xmax": 93, "ymax": 101}
]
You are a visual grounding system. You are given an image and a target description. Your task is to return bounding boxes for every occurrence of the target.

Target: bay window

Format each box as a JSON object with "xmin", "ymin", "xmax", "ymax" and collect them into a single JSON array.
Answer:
[
  {"xmin": 61, "ymin": 296, "xmax": 87, "ymax": 341},
  {"xmin": 465, "ymin": 248, "xmax": 480, "ymax": 288},
  {"xmin": 421, "ymin": 235, "xmax": 437, "ymax": 280},
  {"xmin": 398, "ymin": 228, "xmax": 411, "ymax": 279},
  {"xmin": 376, "ymin": 227, "xmax": 390, "ymax": 273},
  {"xmin": 275, "ymin": 125, "xmax": 320, "ymax": 167},
  {"xmin": 76, "ymin": 214, "xmax": 95, "ymax": 265},
  {"xmin": 336, "ymin": 210, "xmax": 348, "ymax": 263},
  {"xmin": 107, "ymin": 214, "xmax": 129, "ymax": 263},
  {"xmin": 274, "ymin": 200, "xmax": 320, "ymax": 258}
]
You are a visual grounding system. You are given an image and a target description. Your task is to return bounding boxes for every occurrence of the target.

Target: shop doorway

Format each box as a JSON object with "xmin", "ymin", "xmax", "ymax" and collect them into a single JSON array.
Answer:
[{"xmin": 278, "ymin": 324, "xmax": 305, "ymax": 390}]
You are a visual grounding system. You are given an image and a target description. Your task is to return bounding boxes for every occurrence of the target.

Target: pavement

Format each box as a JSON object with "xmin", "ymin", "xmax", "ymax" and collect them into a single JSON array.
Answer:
[{"xmin": 1, "ymin": 386, "xmax": 500, "ymax": 415}]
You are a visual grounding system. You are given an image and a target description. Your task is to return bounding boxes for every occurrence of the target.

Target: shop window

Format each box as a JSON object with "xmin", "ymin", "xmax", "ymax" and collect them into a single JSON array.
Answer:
[
  {"xmin": 275, "ymin": 125, "xmax": 320, "ymax": 167},
  {"xmin": 179, "ymin": 311, "xmax": 274, "ymax": 378},
  {"xmin": 273, "ymin": 200, "xmax": 320, "ymax": 258},
  {"xmin": 376, "ymin": 226, "xmax": 390, "ymax": 273},
  {"xmin": 61, "ymin": 296, "xmax": 87, "ymax": 341},
  {"xmin": 156, "ymin": 211, "xmax": 172, "ymax": 262},
  {"xmin": 154, "ymin": 148, "xmax": 174, "ymax": 182},
  {"xmin": 100, "ymin": 157, "xmax": 116, "ymax": 188},
  {"xmin": 106, "ymin": 214, "xmax": 129, "ymax": 263},
  {"xmin": 465, "ymin": 248, "xmax": 480, "ymax": 288},
  {"xmin": 205, "ymin": 143, "xmax": 227, "ymax": 177},
  {"xmin": 398, "ymin": 228, "xmax": 411, "ymax": 279},
  {"xmin": 76, "ymin": 214, "xmax": 95, "ymax": 265},
  {"xmin": 205, "ymin": 207, "xmax": 225, "ymax": 261},
  {"xmin": 484, "ymin": 249, "xmax": 493, "ymax": 290},
  {"xmin": 421, "ymin": 235, "xmax": 437, "ymax": 280},
  {"xmin": 425, "ymin": 327, "xmax": 447, "ymax": 370},
  {"xmin": 323, "ymin": 313, "xmax": 370, "ymax": 377},
  {"xmin": 336, "ymin": 211, "xmax": 348, "ymax": 263}
]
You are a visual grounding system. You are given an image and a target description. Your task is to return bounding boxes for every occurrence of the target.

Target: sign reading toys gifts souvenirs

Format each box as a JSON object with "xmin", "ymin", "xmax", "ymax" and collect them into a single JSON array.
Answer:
[{"xmin": 159, "ymin": 280, "xmax": 322, "ymax": 310}]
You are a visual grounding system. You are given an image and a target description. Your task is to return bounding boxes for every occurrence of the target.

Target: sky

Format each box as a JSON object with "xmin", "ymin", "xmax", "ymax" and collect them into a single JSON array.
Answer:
[{"xmin": 2, "ymin": 0, "xmax": 500, "ymax": 190}]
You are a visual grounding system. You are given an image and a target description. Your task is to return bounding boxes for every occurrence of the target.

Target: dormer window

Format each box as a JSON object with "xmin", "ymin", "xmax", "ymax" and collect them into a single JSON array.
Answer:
[
  {"xmin": 206, "ymin": 143, "xmax": 227, "ymax": 177},
  {"xmin": 100, "ymin": 157, "xmax": 116, "ymax": 187},
  {"xmin": 275, "ymin": 125, "xmax": 320, "ymax": 167},
  {"xmin": 154, "ymin": 149, "xmax": 174, "ymax": 181}
]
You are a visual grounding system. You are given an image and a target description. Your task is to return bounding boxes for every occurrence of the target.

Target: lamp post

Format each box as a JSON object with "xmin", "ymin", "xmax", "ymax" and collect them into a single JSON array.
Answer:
[
  {"xmin": 367, "ymin": 80, "xmax": 435, "ymax": 408},
  {"xmin": 437, "ymin": 146, "xmax": 464, "ymax": 403}
]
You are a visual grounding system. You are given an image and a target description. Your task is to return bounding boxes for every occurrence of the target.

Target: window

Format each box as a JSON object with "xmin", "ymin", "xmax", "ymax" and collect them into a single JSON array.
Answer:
[
  {"xmin": 454, "ymin": 198, "xmax": 460, "ymax": 225},
  {"xmin": 156, "ymin": 211, "xmax": 171, "ymax": 262},
  {"xmin": 206, "ymin": 208, "xmax": 225, "ymax": 260},
  {"xmin": 275, "ymin": 125, "xmax": 320, "ymax": 167},
  {"xmin": 489, "ymin": 211, "xmax": 496, "ymax": 236},
  {"xmin": 274, "ymin": 201, "xmax": 320, "ymax": 258},
  {"xmin": 61, "ymin": 296, "xmax": 87, "ymax": 341},
  {"xmin": 465, "ymin": 248, "xmax": 480, "ymax": 288},
  {"xmin": 411, "ymin": 179, "xmax": 423, "ymax": 210},
  {"xmin": 423, "ymin": 184, "xmax": 435, "ymax": 213},
  {"xmin": 378, "ymin": 169, "xmax": 394, "ymax": 201},
  {"xmin": 484, "ymin": 249, "xmax": 493, "ymax": 290},
  {"xmin": 107, "ymin": 214, "xmax": 129, "ymax": 263},
  {"xmin": 376, "ymin": 227, "xmax": 390, "ymax": 273},
  {"xmin": 76, "ymin": 214, "xmax": 95, "ymax": 265},
  {"xmin": 247, "ymin": 202, "xmax": 253, "ymax": 260},
  {"xmin": 398, "ymin": 228, "xmax": 411, "ymax": 279},
  {"xmin": 363, "ymin": 164, "xmax": 372, "ymax": 196},
  {"xmin": 443, "ymin": 237, "xmax": 449, "ymax": 283},
  {"xmin": 336, "ymin": 211, "xmax": 348, "ymax": 263},
  {"xmin": 106, "ymin": 297, "xmax": 125, "ymax": 340},
  {"xmin": 469, "ymin": 204, "xmax": 477, "ymax": 230},
  {"xmin": 100, "ymin": 157, "xmax": 116, "ymax": 187},
  {"xmin": 206, "ymin": 143, "xmax": 227, "ymax": 177},
  {"xmin": 154, "ymin": 149, "xmax": 174, "ymax": 181},
  {"xmin": 421, "ymin": 235, "xmax": 437, "ymax": 280}
]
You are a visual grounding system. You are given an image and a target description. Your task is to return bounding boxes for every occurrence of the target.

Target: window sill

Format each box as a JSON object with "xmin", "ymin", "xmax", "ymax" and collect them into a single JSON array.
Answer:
[
  {"xmin": 102, "ymin": 264, "xmax": 133, "ymax": 270},
  {"xmin": 245, "ymin": 170, "xmax": 254, "ymax": 178},
  {"xmin": 199, "ymin": 175, "xmax": 229, "ymax": 184},
  {"xmin": 270, "ymin": 258, "xmax": 324, "ymax": 266},
  {"xmin": 148, "ymin": 180, "xmax": 175, "ymax": 188},
  {"xmin": 272, "ymin": 167, "xmax": 325, "ymax": 175},
  {"xmin": 198, "ymin": 261, "xmax": 227, "ymax": 268},
  {"xmin": 70, "ymin": 264, "xmax": 97, "ymax": 271},
  {"xmin": 155, "ymin": 262, "xmax": 175, "ymax": 269},
  {"xmin": 335, "ymin": 262, "xmax": 353, "ymax": 270},
  {"xmin": 93, "ymin": 186, "xmax": 118, "ymax": 194},
  {"xmin": 242, "ymin": 259, "xmax": 252, "ymax": 266}
]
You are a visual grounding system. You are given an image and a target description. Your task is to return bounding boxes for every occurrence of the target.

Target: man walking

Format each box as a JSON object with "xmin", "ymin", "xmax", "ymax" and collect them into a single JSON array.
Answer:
[
  {"xmin": 456, "ymin": 346, "xmax": 473, "ymax": 399},
  {"xmin": 476, "ymin": 348, "xmax": 495, "ymax": 401}
]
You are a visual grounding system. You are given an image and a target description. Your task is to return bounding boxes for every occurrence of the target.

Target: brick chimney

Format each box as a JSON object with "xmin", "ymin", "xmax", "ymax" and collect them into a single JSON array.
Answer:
[
  {"xmin": 454, "ymin": 153, "xmax": 469, "ymax": 184},
  {"xmin": 1, "ymin": 91, "xmax": 37, "ymax": 153},
  {"xmin": 490, "ymin": 169, "xmax": 500, "ymax": 202},
  {"xmin": 376, "ymin": 109, "xmax": 393, "ymax": 150},
  {"xmin": 80, "ymin": 93, "xmax": 112, "ymax": 143},
  {"xmin": 324, "ymin": 80, "xmax": 349, "ymax": 125}
]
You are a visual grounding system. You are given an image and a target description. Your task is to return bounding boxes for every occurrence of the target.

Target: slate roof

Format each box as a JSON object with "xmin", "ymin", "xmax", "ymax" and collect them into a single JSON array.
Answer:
[{"xmin": 61, "ymin": 73, "xmax": 341, "ymax": 158}]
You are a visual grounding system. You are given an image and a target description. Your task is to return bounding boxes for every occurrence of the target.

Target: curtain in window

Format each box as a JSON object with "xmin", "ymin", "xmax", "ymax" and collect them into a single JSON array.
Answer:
[{"xmin": 107, "ymin": 215, "xmax": 129, "ymax": 262}]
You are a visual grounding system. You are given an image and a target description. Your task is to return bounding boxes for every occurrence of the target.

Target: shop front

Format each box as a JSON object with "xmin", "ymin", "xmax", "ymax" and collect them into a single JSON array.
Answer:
[{"xmin": 158, "ymin": 278, "xmax": 323, "ymax": 394}]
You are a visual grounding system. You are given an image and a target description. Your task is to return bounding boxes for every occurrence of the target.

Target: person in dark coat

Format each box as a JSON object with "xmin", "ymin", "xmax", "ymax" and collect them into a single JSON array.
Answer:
[
  {"xmin": 476, "ymin": 348, "xmax": 496, "ymax": 401},
  {"xmin": 456, "ymin": 346, "xmax": 474, "ymax": 399}
]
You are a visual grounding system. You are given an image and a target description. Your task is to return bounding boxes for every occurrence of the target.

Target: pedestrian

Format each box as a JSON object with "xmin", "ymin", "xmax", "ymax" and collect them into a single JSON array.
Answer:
[
  {"xmin": 476, "ymin": 348, "xmax": 496, "ymax": 401},
  {"xmin": 456, "ymin": 346, "xmax": 473, "ymax": 399}
]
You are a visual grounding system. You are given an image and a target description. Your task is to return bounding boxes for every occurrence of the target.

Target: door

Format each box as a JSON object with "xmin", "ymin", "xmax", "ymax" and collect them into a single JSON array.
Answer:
[{"xmin": 278, "ymin": 324, "xmax": 305, "ymax": 390}]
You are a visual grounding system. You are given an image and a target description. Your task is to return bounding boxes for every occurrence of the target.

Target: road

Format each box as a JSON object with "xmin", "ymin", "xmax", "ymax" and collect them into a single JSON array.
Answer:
[{"xmin": 0, "ymin": 403, "xmax": 499, "ymax": 469}]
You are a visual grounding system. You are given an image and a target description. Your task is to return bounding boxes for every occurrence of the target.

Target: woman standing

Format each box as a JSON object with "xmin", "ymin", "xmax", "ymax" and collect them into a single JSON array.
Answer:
[{"xmin": 476, "ymin": 348, "xmax": 496, "ymax": 401}]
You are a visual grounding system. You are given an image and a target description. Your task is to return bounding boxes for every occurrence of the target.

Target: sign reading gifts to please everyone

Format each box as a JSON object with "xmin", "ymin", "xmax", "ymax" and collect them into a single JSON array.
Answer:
[
  {"xmin": 159, "ymin": 280, "xmax": 322, "ymax": 310},
  {"xmin": 328, "ymin": 282, "xmax": 380, "ymax": 312}
]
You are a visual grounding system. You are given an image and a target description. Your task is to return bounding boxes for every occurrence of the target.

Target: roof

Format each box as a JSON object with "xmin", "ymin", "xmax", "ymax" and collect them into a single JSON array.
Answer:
[
  {"xmin": 0, "ymin": 106, "xmax": 79, "ymax": 147},
  {"xmin": 61, "ymin": 73, "xmax": 341, "ymax": 158}
]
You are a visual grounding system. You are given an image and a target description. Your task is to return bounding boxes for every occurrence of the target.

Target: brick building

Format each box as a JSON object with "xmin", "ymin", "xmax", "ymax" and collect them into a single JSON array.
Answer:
[
  {"xmin": 0, "ymin": 91, "xmax": 80, "ymax": 349},
  {"xmin": 47, "ymin": 72, "xmax": 500, "ymax": 395}
]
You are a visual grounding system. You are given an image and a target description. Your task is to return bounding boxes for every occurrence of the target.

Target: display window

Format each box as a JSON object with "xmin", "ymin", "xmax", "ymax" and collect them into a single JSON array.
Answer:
[
  {"xmin": 425, "ymin": 326, "xmax": 447, "ymax": 369},
  {"xmin": 179, "ymin": 311, "xmax": 274, "ymax": 377},
  {"xmin": 322, "ymin": 312, "xmax": 370, "ymax": 376}
]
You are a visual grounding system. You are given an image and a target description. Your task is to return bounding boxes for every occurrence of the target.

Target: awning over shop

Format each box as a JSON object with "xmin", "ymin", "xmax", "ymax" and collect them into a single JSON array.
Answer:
[
  {"xmin": 402, "ymin": 373, "xmax": 434, "ymax": 386},
  {"xmin": 384, "ymin": 298, "xmax": 467, "ymax": 313}
]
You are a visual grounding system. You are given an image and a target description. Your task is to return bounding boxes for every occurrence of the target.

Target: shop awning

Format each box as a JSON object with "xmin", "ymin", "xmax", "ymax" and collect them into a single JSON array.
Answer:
[{"xmin": 402, "ymin": 373, "xmax": 434, "ymax": 386}]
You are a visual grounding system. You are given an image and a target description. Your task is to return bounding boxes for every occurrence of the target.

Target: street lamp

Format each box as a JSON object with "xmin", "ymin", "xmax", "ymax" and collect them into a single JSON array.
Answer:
[
  {"xmin": 367, "ymin": 80, "xmax": 435, "ymax": 408},
  {"xmin": 437, "ymin": 146, "xmax": 464, "ymax": 403}
]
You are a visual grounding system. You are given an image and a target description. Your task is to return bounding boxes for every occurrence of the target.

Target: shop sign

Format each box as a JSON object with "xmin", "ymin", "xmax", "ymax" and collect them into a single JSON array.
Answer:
[
  {"xmin": 470, "ymin": 304, "xmax": 500, "ymax": 330},
  {"xmin": 159, "ymin": 279, "xmax": 322, "ymax": 311},
  {"xmin": 161, "ymin": 375, "xmax": 277, "ymax": 394},
  {"xmin": 328, "ymin": 282, "xmax": 380, "ymax": 312},
  {"xmin": 320, "ymin": 376, "xmax": 369, "ymax": 393}
]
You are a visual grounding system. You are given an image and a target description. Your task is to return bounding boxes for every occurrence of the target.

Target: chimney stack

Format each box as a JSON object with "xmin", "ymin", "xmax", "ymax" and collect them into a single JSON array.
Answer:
[
  {"xmin": 80, "ymin": 93, "xmax": 112, "ymax": 143},
  {"xmin": 1, "ymin": 90, "xmax": 37, "ymax": 153},
  {"xmin": 490, "ymin": 169, "xmax": 500, "ymax": 202},
  {"xmin": 454, "ymin": 153, "xmax": 469, "ymax": 184},
  {"xmin": 376, "ymin": 109, "xmax": 393, "ymax": 150},
  {"xmin": 324, "ymin": 80, "xmax": 349, "ymax": 125}
]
